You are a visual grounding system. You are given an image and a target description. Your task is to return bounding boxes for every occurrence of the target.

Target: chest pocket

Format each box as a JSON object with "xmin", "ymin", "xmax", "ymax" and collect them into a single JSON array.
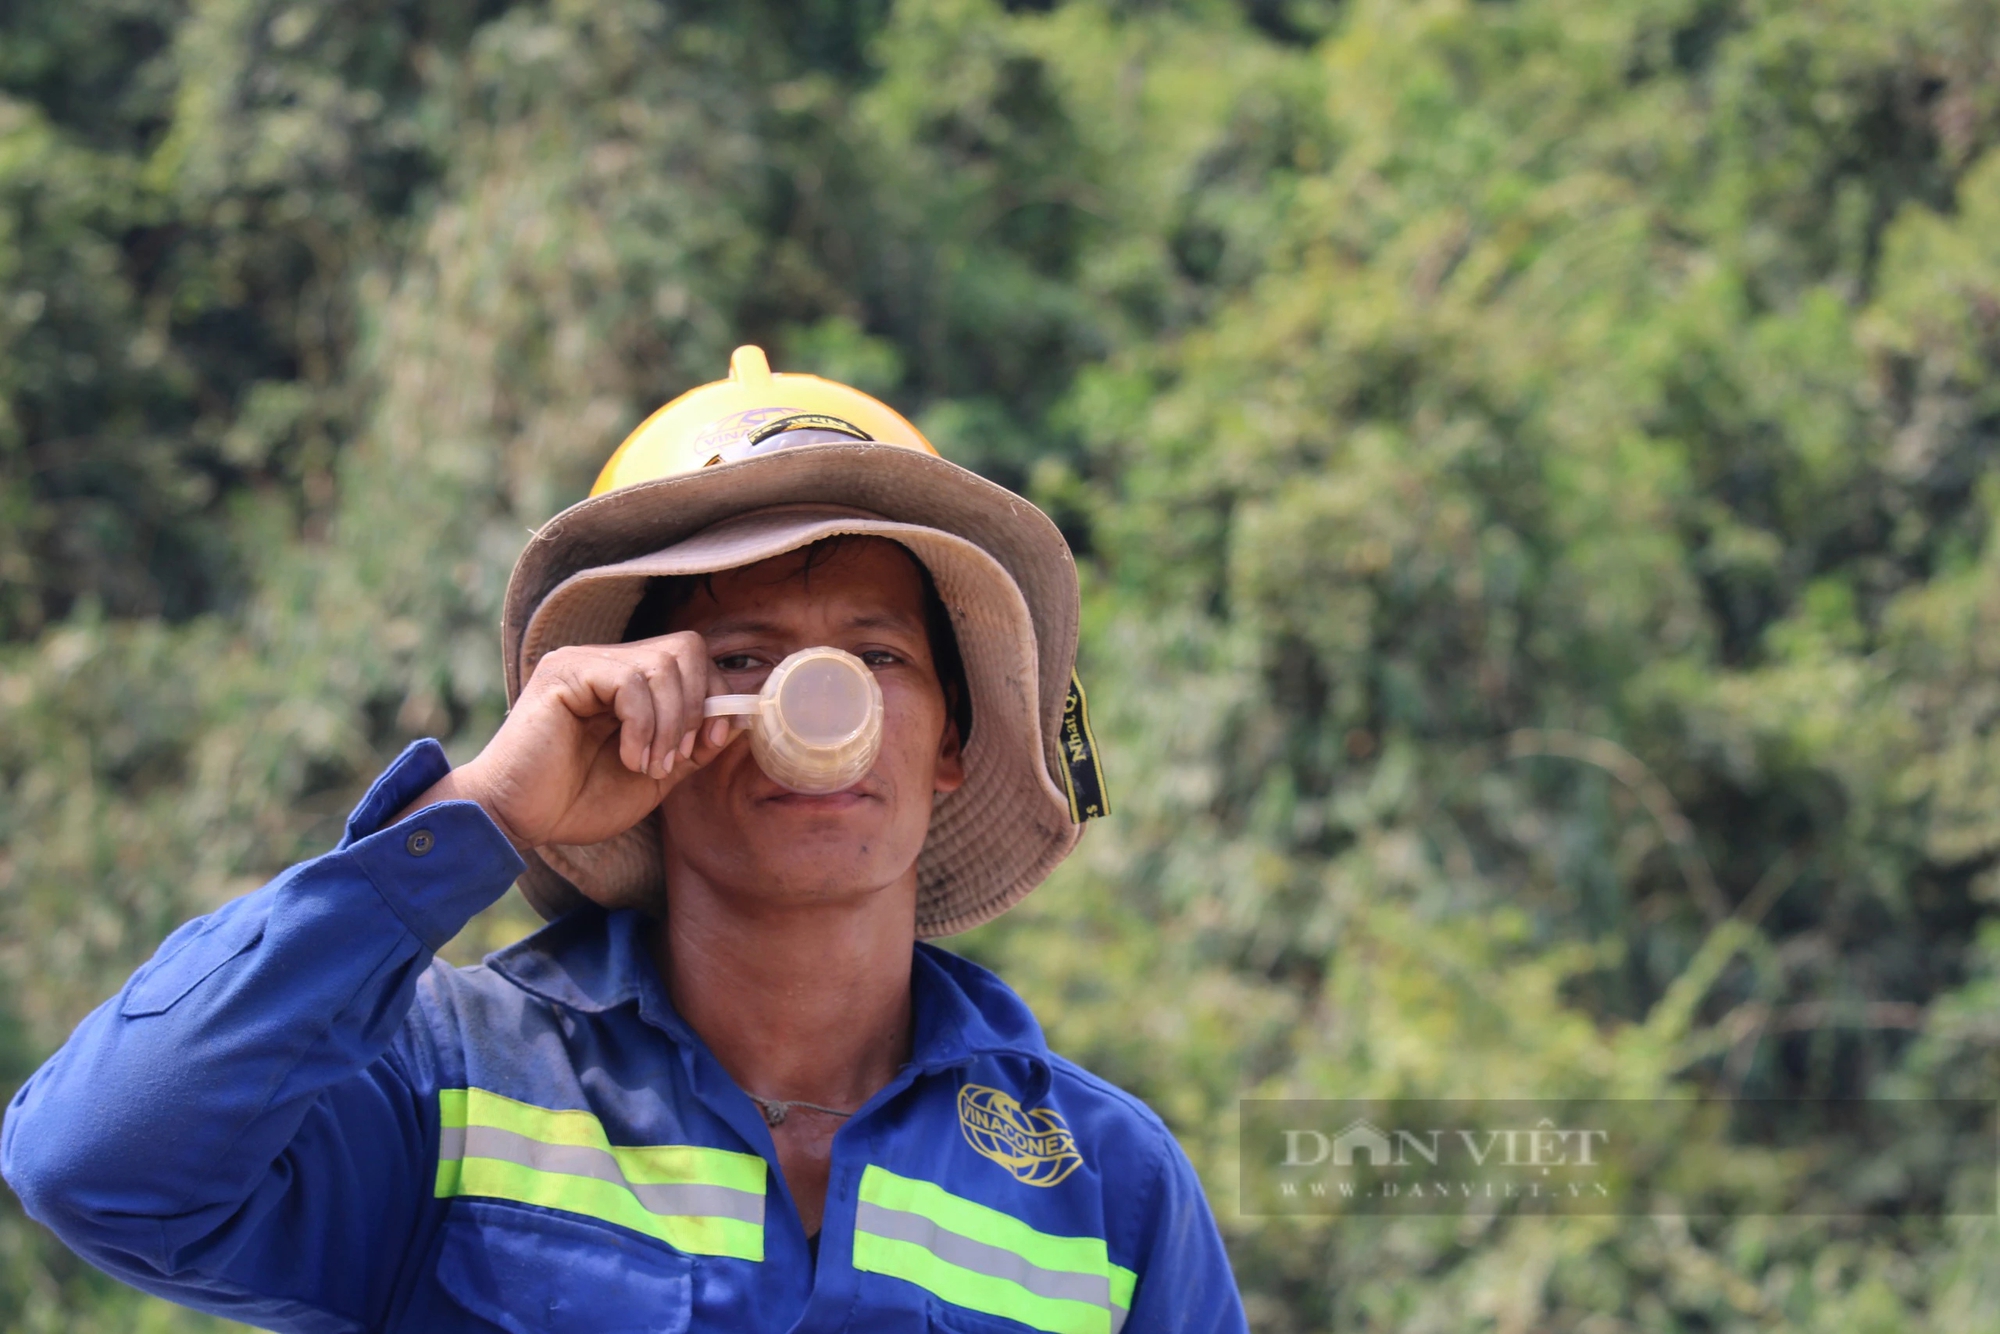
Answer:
[{"xmin": 435, "ymin": 1202, "xmax": 693, "ymax": 1334}]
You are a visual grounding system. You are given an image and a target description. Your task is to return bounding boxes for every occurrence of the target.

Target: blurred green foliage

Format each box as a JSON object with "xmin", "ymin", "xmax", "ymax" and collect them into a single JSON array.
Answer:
[{"xmin": 4, "ymin": 0, "xmax": 2000, "ymax": 1329}]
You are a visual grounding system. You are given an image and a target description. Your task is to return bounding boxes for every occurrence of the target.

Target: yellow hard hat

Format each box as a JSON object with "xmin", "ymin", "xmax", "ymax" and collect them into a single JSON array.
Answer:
[{"xmin": 590, "ymin": 345, "xmax": 937, "ymax": 496}]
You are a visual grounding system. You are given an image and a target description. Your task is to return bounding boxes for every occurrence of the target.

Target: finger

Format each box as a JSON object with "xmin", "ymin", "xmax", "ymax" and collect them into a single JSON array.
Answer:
[
  {"xmin": 543, "ymin": 648, "xmax": 656, "ymax": 775},
  {"xmin": 668, "ymin": 632, "xmax": 714, "ymax": 757},
  {"xmin": 686, "ymin": 643, "xmax": 745, "ymax": 765},
  {"xmin": 641, "ymin": 653, "xmax": 687, "ymax": 780},
  {"xmin": 689, "ymin": 709, "xmax": 749, "ymax": 767},
  {"xmin": 605, "ymin": 662, "xmax": 660, "ymax": 776},
  {"xmin": 687, "ymin": 718, "xmax": 737, "ymax": 768}
]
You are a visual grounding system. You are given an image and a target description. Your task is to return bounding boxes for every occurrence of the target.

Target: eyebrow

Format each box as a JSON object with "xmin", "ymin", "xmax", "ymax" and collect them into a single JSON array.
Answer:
[{"xmin": 699, "ymin": 610, "xmax": 924, "ymax": 638}]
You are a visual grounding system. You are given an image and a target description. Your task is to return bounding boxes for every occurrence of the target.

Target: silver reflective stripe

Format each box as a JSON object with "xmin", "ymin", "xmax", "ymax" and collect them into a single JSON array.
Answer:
[
  {"xmin": 440, "ymin": 1123, "xmax": 765, "ymax": 1225},
  {"xmin": 855, "ymin": 1199, "xmax": 1129, "ymax": 1328}
]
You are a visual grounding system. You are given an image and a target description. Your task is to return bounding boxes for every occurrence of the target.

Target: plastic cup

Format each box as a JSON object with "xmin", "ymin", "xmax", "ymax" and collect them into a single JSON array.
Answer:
[{"xmin": 700, "ymin": 646, "xmax": 884, "ymax": 793}]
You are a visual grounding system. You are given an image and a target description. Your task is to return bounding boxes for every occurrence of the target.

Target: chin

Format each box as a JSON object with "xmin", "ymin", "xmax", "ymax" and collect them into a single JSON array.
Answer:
[
  {"xmin": 662, "ymin": 788, "xmax": 930, "ymax": 900},
  {"xmin": 743, "ymin": 816, "xmax": 916, "ymax": 893},
  {"xmin": 760, "ymin": 862, "xmax": 907, "ymax": 901}
]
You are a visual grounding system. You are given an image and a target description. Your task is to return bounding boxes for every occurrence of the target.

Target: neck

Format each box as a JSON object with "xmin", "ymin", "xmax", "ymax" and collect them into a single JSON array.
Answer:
[{"xmin": 650, "ymin": 860, "xmax": 917, "ymax": 1113}]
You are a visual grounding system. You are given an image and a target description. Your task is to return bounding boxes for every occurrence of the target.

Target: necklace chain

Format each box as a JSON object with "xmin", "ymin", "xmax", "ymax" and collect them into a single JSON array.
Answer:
[{"xmin": 747, "ymin": 1094, "xmax": 856, "ymax": 1127}]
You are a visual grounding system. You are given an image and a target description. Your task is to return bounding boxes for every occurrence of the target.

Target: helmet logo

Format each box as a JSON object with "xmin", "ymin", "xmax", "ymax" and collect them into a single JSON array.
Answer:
[
  {"xmin": 747, "ymin": 412, "xmax": 871, "ymax": 445},
  {"xmin": 692, "ymin": 405, "xmax": 804, "ymax": 456},
  {"xmin": 708, "ymin": 412, "xmax": 875, "ymax": 466}
]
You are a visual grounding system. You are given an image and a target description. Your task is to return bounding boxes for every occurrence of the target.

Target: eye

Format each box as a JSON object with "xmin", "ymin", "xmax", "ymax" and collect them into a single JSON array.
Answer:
[
  {"xmin": 859, "ymin": 649, "xmax": 901, "ymax": 668},
  {"xmin": 714, "ymin": 653, "xmax": 765, "ymax": 673}
]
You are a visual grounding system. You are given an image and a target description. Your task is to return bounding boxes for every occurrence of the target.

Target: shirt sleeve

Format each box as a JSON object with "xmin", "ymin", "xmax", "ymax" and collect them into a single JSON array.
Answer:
[
  {"xmin": 0, "ymin": 740, "xmax": 524, "ymax": 1333},
  {"xmin": 1123, "ymin": 1133, "xmax": 1250, "ymax": 1334}
]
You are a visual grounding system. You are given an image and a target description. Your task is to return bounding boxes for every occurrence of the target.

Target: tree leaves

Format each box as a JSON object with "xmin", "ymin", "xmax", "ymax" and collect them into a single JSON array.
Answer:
[{"xmin": 6, "ymin": 0, "xmax": 2000, "ymax": 1329}]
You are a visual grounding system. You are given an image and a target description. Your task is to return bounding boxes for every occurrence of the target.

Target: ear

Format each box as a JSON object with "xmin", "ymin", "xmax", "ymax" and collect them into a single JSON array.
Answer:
[{"xmin": 932, "ymin": 708, "xmax": 967, "ymax": 796}]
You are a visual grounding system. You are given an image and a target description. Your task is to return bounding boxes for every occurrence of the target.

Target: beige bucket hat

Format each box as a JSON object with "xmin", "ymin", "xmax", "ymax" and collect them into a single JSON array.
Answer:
[{"xmin": 500, "ymin": 352, "xmax": 1107, "ymax": 937}]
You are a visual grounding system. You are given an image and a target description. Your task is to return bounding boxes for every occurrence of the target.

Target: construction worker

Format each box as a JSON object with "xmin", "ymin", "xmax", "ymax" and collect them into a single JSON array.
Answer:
[{"xmin": 2, "ymin": 348, "xmax": 1247, "ymax": 1333}]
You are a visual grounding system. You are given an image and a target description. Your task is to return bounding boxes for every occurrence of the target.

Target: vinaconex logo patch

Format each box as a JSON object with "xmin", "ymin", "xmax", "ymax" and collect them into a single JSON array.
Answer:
[
  {"xmin": 959, "ymin": 1084, "xmax": 1084, "ymax": 1187},
  {"xmin": 1240, "ymin": 1099, "xmax": 1997, "ymax": 1217}
]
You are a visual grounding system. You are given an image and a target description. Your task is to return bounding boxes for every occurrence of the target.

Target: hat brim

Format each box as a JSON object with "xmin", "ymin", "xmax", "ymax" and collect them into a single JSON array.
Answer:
[{"xmin": 501, "ymin": 445, "xmax": 1084, "ymax": 936}]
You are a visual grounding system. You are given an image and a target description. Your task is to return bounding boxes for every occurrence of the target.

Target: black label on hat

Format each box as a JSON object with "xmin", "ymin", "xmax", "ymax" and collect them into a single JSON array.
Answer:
[{"xmin": 1059, "ymin": 670, "xmax": 1110, "ymax": 822}]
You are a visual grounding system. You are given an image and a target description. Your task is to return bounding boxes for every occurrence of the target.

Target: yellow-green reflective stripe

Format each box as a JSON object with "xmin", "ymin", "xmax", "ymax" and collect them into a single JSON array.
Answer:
[
  {"xmin": 436, "ymin": 1088, "xmax": 766, "ymax": 1260},
  {"xmin": 855, "ymin": 1167, "xmax": 1135, "ymax": 1333},
  {"xmin": 441, "ymin": 1088, "xmax": 765, "ymax": 1192},
  {"xmin": 1108, "ymin": 1265, "xmax": 1135, "ymax": 1311},
  {"xmin": 449, "ymin": 1157, "xmax": 763, "ymax": 1259},
  {"xmin": 857, "ymin": 1201, "xmax": 1128, "ymax": 1330},
  {"xmin": 855, "ymin": 1233, "xmax": 1113, "ymax": 1334},
  {"xmin": 859, "ymin": 1166, "xmax": 1131, "ymax": 1293}
]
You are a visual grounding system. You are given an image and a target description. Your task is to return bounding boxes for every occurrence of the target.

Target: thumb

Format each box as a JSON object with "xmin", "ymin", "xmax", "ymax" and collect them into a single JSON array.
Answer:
[{"xmin": 686, "ymin": 713, "xmax": 751, "ymax": 769}]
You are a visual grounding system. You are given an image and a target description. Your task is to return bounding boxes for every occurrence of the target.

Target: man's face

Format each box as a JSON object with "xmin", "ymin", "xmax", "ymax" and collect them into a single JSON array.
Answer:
[{"xmin": 657, "ymin": 537, "xmax": 965, "ymax": 908}]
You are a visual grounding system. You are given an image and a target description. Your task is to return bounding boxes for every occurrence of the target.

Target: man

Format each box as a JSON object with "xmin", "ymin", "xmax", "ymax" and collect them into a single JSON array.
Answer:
[{"xmin": 3, "ymin": 347, "xmax": 1246, "ymax": 1333}]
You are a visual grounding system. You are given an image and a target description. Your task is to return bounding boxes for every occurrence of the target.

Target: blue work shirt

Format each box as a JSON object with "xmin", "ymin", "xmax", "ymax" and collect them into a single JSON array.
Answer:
[{"xmin": 3, "ymin": 740, "xmax": 1246, "ymax": 1334}]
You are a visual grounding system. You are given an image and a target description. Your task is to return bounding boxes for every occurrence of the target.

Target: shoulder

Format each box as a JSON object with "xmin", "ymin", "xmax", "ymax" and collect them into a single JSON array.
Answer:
[
  {"xmin": 396, "ymin": 956, "xmax": 571, "ymax": 1092},
  {"xmin": 1039, "ymin": 1052, "xmax": 1196, "ymax": 1220},
  {"xmin": 1045, "ymin": 1053, "xmax": 1178, "ymax": 1152},
  {"xmin": 406, "ymin": 908, "xmax": 644, "ymax": 1052},
  {"xmin": 413, "ymin": 956, "xmax": 530, "ymax": 1021}
]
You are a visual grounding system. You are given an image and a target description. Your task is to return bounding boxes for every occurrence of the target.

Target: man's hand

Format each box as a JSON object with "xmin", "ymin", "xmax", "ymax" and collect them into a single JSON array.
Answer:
[{"xmin": 399, "ymin": 634, "xmax": 743, "ymax": 862}]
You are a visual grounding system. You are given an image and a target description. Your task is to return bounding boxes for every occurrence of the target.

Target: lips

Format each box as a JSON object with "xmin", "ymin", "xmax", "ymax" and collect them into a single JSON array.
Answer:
[
  {"xmin": 754, "ymin": 773, "xmax": 885, "ymax": 808},
  {"xmin": 759, "ymin": 790, "xmax": 874, "ymax": 811}
]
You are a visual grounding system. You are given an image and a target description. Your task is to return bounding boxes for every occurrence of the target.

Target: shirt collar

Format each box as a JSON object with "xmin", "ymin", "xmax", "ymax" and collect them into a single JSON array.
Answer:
[{"xmin": 484, "ymin": 907, "xmax": 1052, "ymax": 1071}]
